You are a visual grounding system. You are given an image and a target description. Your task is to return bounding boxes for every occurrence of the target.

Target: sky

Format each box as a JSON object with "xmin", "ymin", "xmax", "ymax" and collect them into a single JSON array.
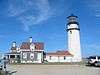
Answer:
[{"xmin": 0, "ymin": 0, "xmax": 100, "ymax": 57}]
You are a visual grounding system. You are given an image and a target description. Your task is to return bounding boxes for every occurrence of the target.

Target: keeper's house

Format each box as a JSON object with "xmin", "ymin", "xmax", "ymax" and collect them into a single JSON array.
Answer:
[{"xmin": 6, "ymin": 37, "xmax": 44, "ymax": 63}]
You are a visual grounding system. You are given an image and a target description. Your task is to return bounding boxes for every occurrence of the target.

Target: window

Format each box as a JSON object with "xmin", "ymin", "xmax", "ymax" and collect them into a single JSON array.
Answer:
[
  {"xmin": 64, "ymin": 56, "xmax": 66, "ymax": 60},
  {"xmin": 10, "ymin": 55, "xmax": 15, "ymax": 58},
  {"xmin": 22, "ymin": 53, "xmax": 27, "ymax": 59},
  {"xmin": 7, "ymin": 55, "xmax": 9, "ymax": 59},
  {"xmin": 34, "ymin": 52, "xmax": 38, "ymax": 61},
  {"xmin": 17, "ymin": 55, "xmax": 20, "ymax": 59},
  {"xmin": 50, "ymin": 56, "xmax": 51, "ymax": 60},
  {"xmin": 30, "ymin": 53, "xmax": 34, "ymax": 59},
  {"xmin": 70, "ymin": 31, "xmax": 72, "ymax": 34}
]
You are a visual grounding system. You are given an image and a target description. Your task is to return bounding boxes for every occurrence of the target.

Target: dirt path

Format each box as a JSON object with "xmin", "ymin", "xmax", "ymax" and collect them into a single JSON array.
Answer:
[{"xmin": 7, "ymin": 64, "xmax": 100, "ymax": 75}]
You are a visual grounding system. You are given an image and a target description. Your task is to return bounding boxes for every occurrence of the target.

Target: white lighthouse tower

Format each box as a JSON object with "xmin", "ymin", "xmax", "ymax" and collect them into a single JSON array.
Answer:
[{"xmin": 67, "ymin": 14, "xmax": 82, "ymax": 62}]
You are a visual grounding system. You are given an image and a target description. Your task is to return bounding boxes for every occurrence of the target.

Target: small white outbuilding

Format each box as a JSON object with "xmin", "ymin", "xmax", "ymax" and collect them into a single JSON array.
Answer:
[{"xmin": 46, "ymin": 51, "xmax": 73, "ymax": 62}]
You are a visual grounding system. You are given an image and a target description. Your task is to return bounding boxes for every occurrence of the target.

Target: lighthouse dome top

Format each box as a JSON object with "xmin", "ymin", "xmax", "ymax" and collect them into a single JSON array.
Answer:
[
  {"xmin": 67, "ymin": 14, "xmax": 79, "ymax": 25},
  {"xmin": 67, "ymin": 14, "xmax": 78, "ymax": 18}
]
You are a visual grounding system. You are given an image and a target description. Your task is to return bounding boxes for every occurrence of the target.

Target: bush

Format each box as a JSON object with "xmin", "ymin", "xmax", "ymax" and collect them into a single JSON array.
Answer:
[{"xmin": 0, "ymin": 71, "xmax": 4, "ymax": 75}]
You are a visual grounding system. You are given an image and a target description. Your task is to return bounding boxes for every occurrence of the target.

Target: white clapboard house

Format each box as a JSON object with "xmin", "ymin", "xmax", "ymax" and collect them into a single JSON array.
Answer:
[
  {"xmin": 6, "ymin": 37, "xmax": 44, "ymax": 63},
  {"xmin": 46, "ymin": 51, "xmax": 73, "ymax": 62}
]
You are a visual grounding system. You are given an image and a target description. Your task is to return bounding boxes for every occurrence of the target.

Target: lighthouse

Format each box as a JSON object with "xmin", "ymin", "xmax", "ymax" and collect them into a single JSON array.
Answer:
[{"xmin": 67, "ymin": 14, "xmax": 82, "ymax": 62}]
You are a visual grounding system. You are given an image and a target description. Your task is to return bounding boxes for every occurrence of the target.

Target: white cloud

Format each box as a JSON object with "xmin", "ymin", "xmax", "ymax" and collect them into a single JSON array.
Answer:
[
  {"xmin": 95, "ymin": 14, "xmax": 100, "ymax": 17},
  {"xmin": 7, "ymin": 0, "xmax": 51, "ymax": 32},
  {"xmin": 85, "ymin": 0, "xmax": 100, "ymax": 17},
  {"xmin": 8, "ymin": 4, "xmax": 27, "ymax": 17},
  {"xmin": 89, "ymin": 43, "xmax": 100, "ymax": 50},
  {"xmin": 0, "ymin": 35, "xmax": 3, "ymax": 38}
]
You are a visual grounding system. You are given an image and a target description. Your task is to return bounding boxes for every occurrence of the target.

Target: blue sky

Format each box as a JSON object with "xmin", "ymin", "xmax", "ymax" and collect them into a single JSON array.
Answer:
[{"xmin": 0, "ymin": 0, "xmax": 100, "ymax": 57}]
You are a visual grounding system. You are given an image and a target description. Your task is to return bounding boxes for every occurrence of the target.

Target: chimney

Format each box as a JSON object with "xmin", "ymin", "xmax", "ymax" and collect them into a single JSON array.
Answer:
[
  {"xmin": 12, "ymin": 41, "xmax": 16, "ymax": 47},
  {"xmin": 29, "ymin": 37, "xmax": 32, "ymax": 43}
]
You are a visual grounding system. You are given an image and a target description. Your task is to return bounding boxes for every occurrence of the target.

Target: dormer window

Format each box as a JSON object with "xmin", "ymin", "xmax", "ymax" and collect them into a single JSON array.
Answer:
[{"xmin": 30, "ymin": 43, "xmax": 35, "ymax": 50}]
